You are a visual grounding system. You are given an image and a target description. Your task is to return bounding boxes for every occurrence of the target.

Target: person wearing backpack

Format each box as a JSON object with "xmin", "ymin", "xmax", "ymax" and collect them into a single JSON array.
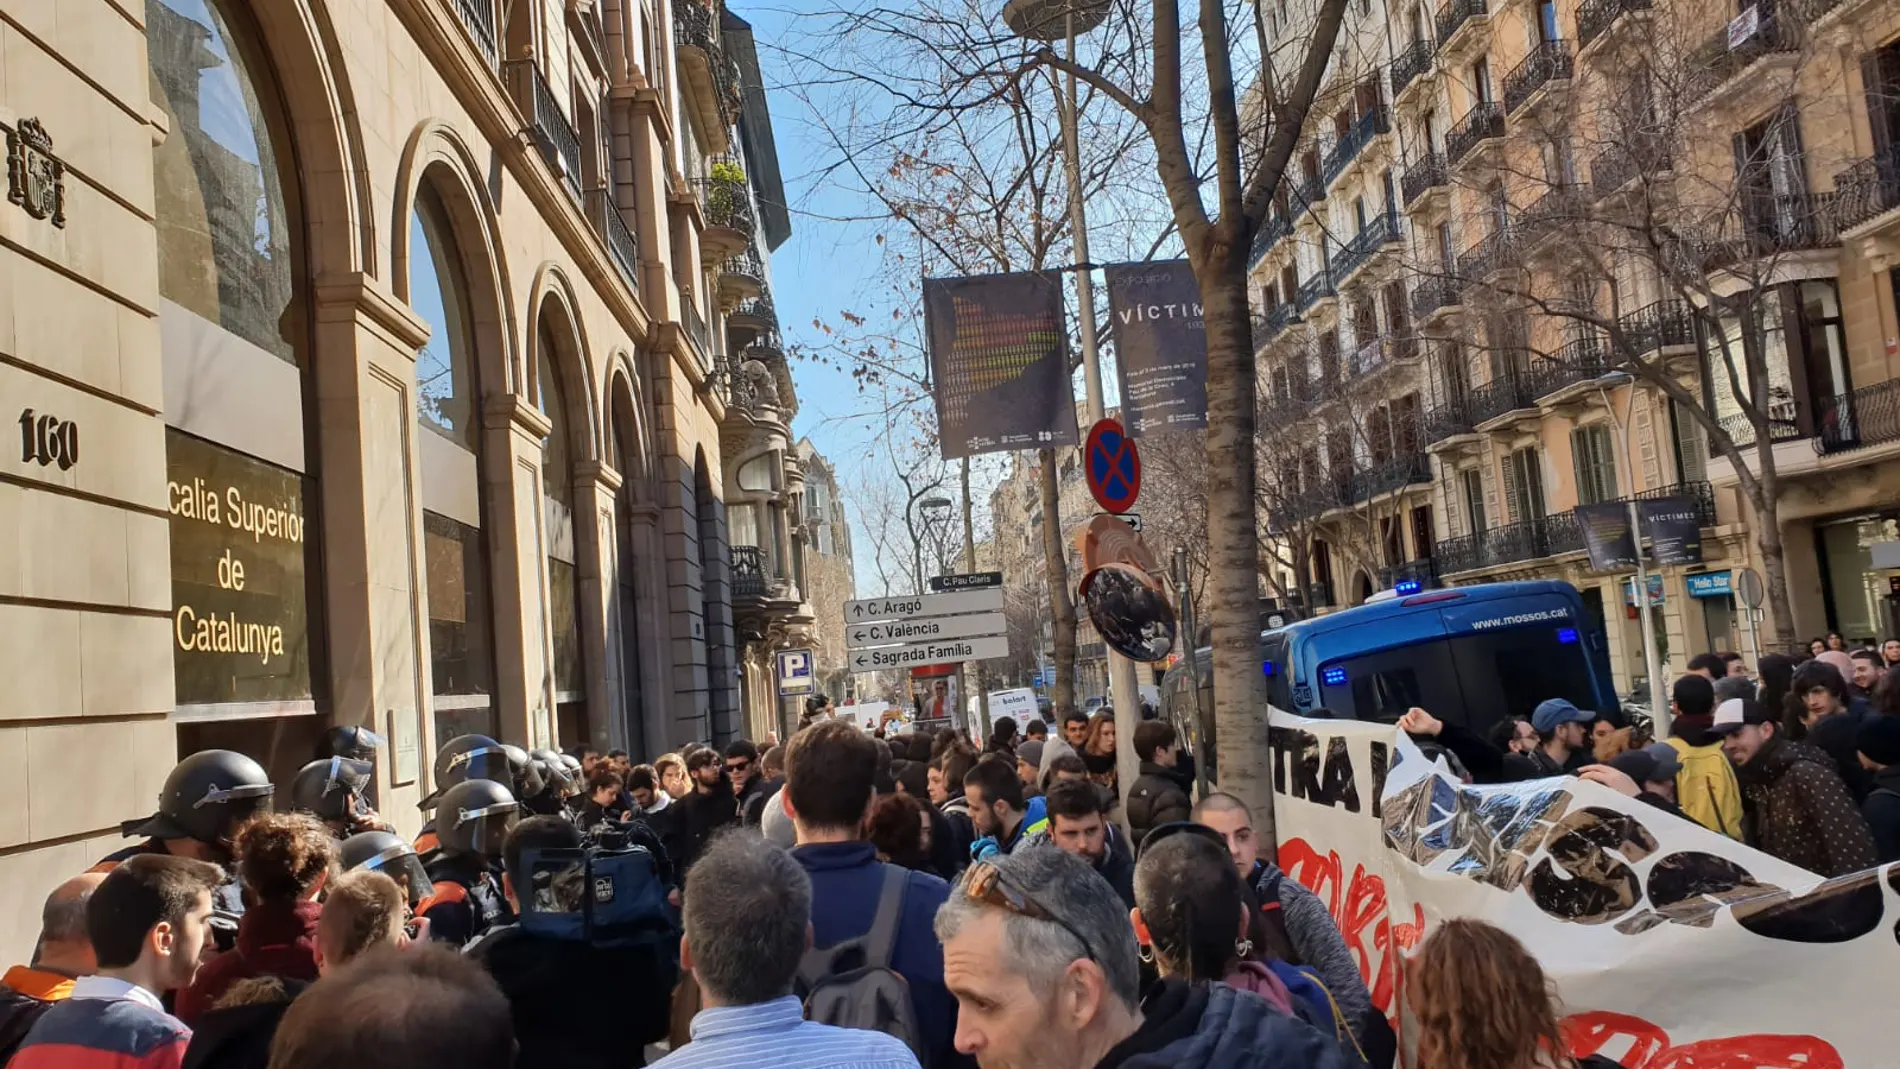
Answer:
[
  {"xmin": 1662, "ymin": 674, "xmax": 1746, "ymax": 840},
  {"xmin": 1855, "ymin": 715, "xmax": 1900, "ymax": 863},
  {"xmin": 467, "ymin": 816, "xmax": 678, "ymax": 1068},
  {"xmin": 784, "ymin": 720, "xmax": 968, "ymax": 1069},
  {"xmin": 652, "ymin": 833, "xmax": 919, "ymax": 1069}
]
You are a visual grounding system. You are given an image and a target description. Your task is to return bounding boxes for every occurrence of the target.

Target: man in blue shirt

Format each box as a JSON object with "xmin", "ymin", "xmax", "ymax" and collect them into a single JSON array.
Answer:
[
  {"xmin": 783, "ymin": 721, "xmax": 968, "ymax": 1069},
  {"xmin": 654, "ymin": 833, "xmax": 919, "ymax": 1069}
]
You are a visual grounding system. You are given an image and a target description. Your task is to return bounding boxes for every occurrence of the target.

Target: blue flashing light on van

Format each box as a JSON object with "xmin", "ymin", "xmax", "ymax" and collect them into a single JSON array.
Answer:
[{"xmin": 1162, "ymin": 580, "xmax": 1619, "ymax": 781}]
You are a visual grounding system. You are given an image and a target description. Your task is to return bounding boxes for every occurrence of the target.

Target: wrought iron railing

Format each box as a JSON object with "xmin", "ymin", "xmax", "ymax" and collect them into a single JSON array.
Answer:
[
  {"xmin": 1716, "ymin": 400, "xmax": 1801, "ymax": 449},
  {"xmin": 1455, "ymin": 225, "xmax": 1515, "ymax": 283},
  {"xmin": 1447, "ymin": 101, "xmax": 1505, "ymax": 166},
  {"xmin": 731, "ymin": 545, "xmax": 766, "ymax": 600},
  {"xmin": 1588, "ymin": 131, "xmax": 1670, "ymax": 200},
  {"xmin": 1381, "ymin": 558, "xmax": 1439, "ymax": 588},
  {"xmin": 1467, "ymin": 371, "xmax": 1536, "ymax": 424},
  {"xmin": 1333, "ymin": 210, "xmax": 1402, "ymax": 284},
  {"xmin": 1618, "ymin": 298, "xmax": 1696, "ymax": 356},
  {"xmin": 696, "ymin": 171, "xmax": 756, "ymax": 233},
  {"xmin": 1435, "ymin": 0, "xmax": 1488, "ymax": 51},
  {"xmin": 1543, "ymin": 511, "xmax": 1585, "ymax": 555},
  {"xmin": 1503, "ymin": 41, "xmax": 1573, "ymax": 115},
  {"xmin": 724, "ymin": 245, "xmax": 765, "ymax": 287},
  {"xmin": 1350, "ymin": 453, "xmax": 1432, "ymax": 502},
  {"xmin": 1402, "ymin": 153, "xmax": 1449, "ymax": 208},
  {"xmin": 1832, "ymin": 147, "xmax": 1900, "ymax": 232},
  {"xmin": 732, "ymin": 287, "xmax": 777, "ymax": 326},
  {"xmin": 1518, "ymin": 183, "xmax": 1587, "ymax": 243},
  {"xmin": 682, "ymin": 292, "xmax": 712, "ymax": 358},
  {"xmin": 1412, "ymin": 275, "xmax": 1461, "ymax": 320},
  {"xmin": 1525, "ymin": 335, "xmax": 1612, "ymax": 399},
  {"xmin": 1424, "ymin": 397, "xmax": 1475, "ymax": 442},
  {"xmin": 1434, "ymin": 533, "xmax": 1482, "ymax": 574},
  {"xmin": 1631, "ymin": 480, "xmax": 1718, "ymax": 526},
  {"xmin": 1296, "ymin": 272, "xmax": 1337, "ymax": 311},
  {"xmin": 1686, "ymin": 5, "xmax": 1800, "ymax": 101},
  {"xmin": 1818, "ymin": 379, "xmax": 1900, "ymax": 454},
  {"xmin": 1577, "ymin": 0, "xmax": 1652, "ymax": 51},
  {"xmin": 506, "ymin": 61, "xmax": 583, "ymax": 202},
  {"xmin": 1391, "ymin": 39, "xmax": 1434, "ymax": 97},
  {"xmin": 675, "ymin": 0, "xmax": 742, "ymax": 122},
  {"xmin": 1292, "ymin": 176, "xmax": 1326, "ymax": 220},
  {"xmin": 1711, "ymin": 192, "xmax": 1841, "ymax": 264},
  {"xmin": 1253, "ymin": 304, "xmax": 1299, "ymax": 349},
  {"xmin": 1251, "ymin": 212, "xmax": 1294, "ymax": 266},
  {"xmin": 1323, "ymin": 106, "xmax": 1391, "ymax": 185},
  {"xmin": 452, "ymin": 0, "xmax": 498, "ymax": 67},
  {"xmin": 595, "ymin": 191, "xmax": 640, "ymax": 288}
]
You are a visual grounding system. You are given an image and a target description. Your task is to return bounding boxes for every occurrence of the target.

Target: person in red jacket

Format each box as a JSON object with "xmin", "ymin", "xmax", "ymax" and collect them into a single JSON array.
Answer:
[
  {"xmin": 175, "ymin": 813, "xmax": 334, "ymax": 1025},
  {"xmin": 12, "ymin": 854, "xmax": 223, "ymax": 1069}
]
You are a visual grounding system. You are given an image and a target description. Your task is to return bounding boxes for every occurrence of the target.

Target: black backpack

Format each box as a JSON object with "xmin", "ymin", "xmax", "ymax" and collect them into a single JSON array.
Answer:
[{"xmin": 795, "ymin": 866, "xmax": 928, "ymax": 1065}]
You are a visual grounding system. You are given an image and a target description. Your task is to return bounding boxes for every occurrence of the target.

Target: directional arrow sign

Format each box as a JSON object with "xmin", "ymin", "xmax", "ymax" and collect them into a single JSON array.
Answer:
[
  {"xmin": 845, "ymin": 589, "xmax": 1005, "ymax": 621},
  {"xmin": 848, "ymin": 635, "xmax": 1012, "ymax": 673},
  {"xmin": 846, "ymin": 612, "xmax": 1007, "ymax": 649}
]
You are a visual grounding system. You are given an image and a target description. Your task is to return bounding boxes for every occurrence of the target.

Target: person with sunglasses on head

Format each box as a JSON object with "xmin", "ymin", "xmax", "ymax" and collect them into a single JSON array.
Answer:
[
  {"xmin": 938, "ymin": 847, "xmax": 1353, "ymax": 1069},
  {"xmin": 785, "ymin": 720, "xmax": 968, "ymax": 1069},
  {"xmin": 676, "ymin": 748, "xmax": 739, "ymax": 875}
]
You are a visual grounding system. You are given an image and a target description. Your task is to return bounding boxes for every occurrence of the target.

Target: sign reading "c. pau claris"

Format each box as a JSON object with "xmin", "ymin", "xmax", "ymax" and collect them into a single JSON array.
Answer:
[{"xmin": 166, "ymin": 428, "xmax": 314, "ymax": 707}]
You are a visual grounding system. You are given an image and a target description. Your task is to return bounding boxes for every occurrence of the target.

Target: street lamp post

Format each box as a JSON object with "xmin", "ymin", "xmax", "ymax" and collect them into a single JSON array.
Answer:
[
  {"xmin": 1595, "ymin": 372, "xmax": 1669, "ymax": 737},
  {"xmin": 1003, "ymin": 0, "xmax": 1146, "ymax": 814}
]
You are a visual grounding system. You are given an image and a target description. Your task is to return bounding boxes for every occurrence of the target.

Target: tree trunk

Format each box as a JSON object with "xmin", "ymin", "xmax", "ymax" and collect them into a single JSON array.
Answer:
[
  {"xmin": 1039, "ymin": 449, "xmax": 1079, "ymax": 719},
  {"xmin": 1752, "ymin": 464, "xmax": 1796, "ymax": 653},
  {"xmin": 1196, "ymin": 260, "xmax": 1275, "ymax": 853}
]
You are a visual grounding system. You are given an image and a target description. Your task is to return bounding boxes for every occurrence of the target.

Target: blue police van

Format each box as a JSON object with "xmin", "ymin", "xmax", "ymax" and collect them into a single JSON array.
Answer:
[{"xmin": 1162, "ymin": 580, "xmax": 1619, "ymax": 776}]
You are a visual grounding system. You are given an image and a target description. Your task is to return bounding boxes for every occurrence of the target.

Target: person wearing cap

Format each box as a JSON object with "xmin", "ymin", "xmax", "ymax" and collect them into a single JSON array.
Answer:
[
  {"xmin": 1582, "ymin": 744, "xmax": 1689, "ymax": 822},
  {"xmin": 1855, "ymin": 716, "xmax": 1900, "ymax": 863},
  {"xmin": 1663, "ymin": 674, "xmax": 1745, "ymax": 840},
  {"xmin": 1713, "ymin": 697, "xmax": 1876, "ymax": 878},
  {"xmin": 1397, "ymin": 702, "xmax": 1588, "ymax": 784}
]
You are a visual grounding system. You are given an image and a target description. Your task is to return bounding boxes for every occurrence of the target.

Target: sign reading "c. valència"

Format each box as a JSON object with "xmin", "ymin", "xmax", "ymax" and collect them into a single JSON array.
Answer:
[{"xmin": 166, "ymin": 429, "xmax": 313, "ymax": 706}]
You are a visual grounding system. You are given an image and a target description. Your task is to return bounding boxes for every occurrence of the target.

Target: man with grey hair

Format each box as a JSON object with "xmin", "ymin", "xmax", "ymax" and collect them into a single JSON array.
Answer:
[
  {"xmin": 937, "ymin": 848, "xmax": 1350, "ymax": 1069},
  {"xmin": 652, "ymin": 833, "xmax": 920, "ymax": 1069},
  {"xmin": 0, "ymin": 872, "xmax": 106, "ymax": 1061}
]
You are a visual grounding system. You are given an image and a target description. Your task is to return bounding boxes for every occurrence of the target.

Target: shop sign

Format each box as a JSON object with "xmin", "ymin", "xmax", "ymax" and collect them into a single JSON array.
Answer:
[
  {"xmin": 167, "ymin": 429, "xmax": 313, "ymax": 706},
  {"xmin": 1685, "ymin": 571, "xmax": 1733, "ymax": 599}
]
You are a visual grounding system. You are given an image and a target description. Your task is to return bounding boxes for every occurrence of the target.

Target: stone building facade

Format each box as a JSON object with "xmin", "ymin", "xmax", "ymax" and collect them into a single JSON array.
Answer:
[{"xmin": 0, "ymin": 0, "xmax": 806, "ymax": 958}]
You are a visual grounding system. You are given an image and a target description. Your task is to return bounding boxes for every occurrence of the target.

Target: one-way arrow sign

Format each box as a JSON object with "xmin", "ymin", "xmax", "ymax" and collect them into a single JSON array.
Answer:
[
  {"xmin": 848, "ymin": 636, "xmax": 1011, "ymax": 673},
  {"xmin": 845, "ymin": 589, "xmax": 1005, "ymax": 621},
  {"xmin": 846, "ymin": 612, "xmax": 1007, "ymax": 649}
]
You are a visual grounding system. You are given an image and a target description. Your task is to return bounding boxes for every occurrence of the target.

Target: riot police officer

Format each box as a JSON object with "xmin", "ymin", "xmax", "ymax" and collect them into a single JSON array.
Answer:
[
  {"xmin": 520, "ymin": 747, "xmax": 574, "ymax": 815},
  {"xmin": 422, "ymin": 778, "xmax": 519, "ymax": 946},
  {"xmin": 92, "ymin": 750, "xmax": 275, "ymax": 930},
  {"xmin": 290, "ymin": 756, "xmax": 388, "ymax": 837},
  {"xmin": 326, "ymin": 724, "xmax": 385, "ymax": 762},
  {"xmin": 339, "ymin": 829, "xmax": 433, "ymax": 909},
  {"xmin": 416, "ymin": 734, "xmax": 513, "ymax": 863}
]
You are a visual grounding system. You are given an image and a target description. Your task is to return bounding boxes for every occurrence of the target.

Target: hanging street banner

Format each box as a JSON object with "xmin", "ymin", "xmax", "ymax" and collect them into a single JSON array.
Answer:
[
  {"xmin": 1264, "ymin": 708, "xmax": 1882, "ymax": 1068},
  {"xmin": 1639, "ymin": 495, "xmax": 1706, "ymax": 566},
  {"xmin": 846, "ymin": 612, "xmax": 1007, "ymax": 649},
  {"xmin": 923, "ymin": 271, "xmax": 1079, "ymax": 459},
  {"xmin": 1574, "ymin": 501, "xmax": 1639, "ymax": 572},
  {"xmin": 848, "ymin": 636, "xmax": 1011, "ymax": 673},
  {"xmin": 1104, "ymin": 260, "xmax": 1209, "ymax": 435},
  {"xmin": 845, "ymin": 589, "xmax": 1005, "ymax": 621}
]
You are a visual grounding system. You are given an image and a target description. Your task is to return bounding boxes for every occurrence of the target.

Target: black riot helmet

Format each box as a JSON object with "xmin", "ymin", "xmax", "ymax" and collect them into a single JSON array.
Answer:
[
  {"xmin": 420, "ymin": 735, "xmax": 511, "ymax": 809},
  {"xmin": 124, "ymin": 750, "xmax": 275, "ymax": 847},
  {"xmin": 502, "ymin": 744, "xmax": 545, "ymax": 801},
  {"xmin": 289, "ymin": 757, "xmax": 375, "ymax": 823},
  {"xmin": 327, "ymin": 725, "xmax": 385, "ymax": 761},
  {"xmin": 530, "ymin": 748, "xmax": 574, "ymax": 795},
  {"xmin": 436, "ymin": 779, "xmax": 519, "ymax": 861},
  {"xmin": 339, "ymin": 830, "xmax": 431, "ymax": 908}
]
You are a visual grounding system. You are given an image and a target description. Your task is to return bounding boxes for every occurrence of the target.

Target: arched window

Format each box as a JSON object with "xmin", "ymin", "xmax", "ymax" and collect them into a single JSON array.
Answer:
[
  {"xmin": 412, "ymin": 185, "xmax": 498, "ymax": 742},
  {"xmin": 537, "ymin": 323, "xmax": 590, "ymax": 745},
  {"xmin": 151, "ymin": 0, "xmax": 324, "ymax": 773}
]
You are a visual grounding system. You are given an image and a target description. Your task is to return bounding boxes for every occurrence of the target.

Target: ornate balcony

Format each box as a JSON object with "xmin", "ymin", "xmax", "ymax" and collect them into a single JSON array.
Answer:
[
  {"xmin": 1295, "ymin": 273, "xmax": 1337, "ymax": 312},
  {"xmin": 1704, "ymin": 193, "xmax": 1841, "ymax": 268},
  {"xmin": 731, "ymin": 544, "xmax": 768, "ymax": 601},
  {"xmin": 1424, "ymin": 397, "xmax": 1476, "ymax": 443},
  {"xmin": 1717, "ymin": 401, "xmax": 1802, "ymax": 450},
  {"xmin": 1323, "ymin": 106, "xmax": 1391, "ymax": 187},
  {"xmin": 1350, "ymin": 453, "xmax": 1432, "ymax": 502},
  {"xmin": 1832, "ymin": 148, "xmax": 1900, "ymax": 233},
  {"xmin": 730, "ymin": 286, "xmax": 777, "ymax": 332},
  {"xmin": 591, "ymin": 190, "xmax": 640, "ymax": 290},
  {"xmin": 1517, "ymin": 184, "xmax": 1588, "ymax": 250},
  {"xmin": 1685, "ymin": 7, "xmax": 1800, "ymax": 107},
  {"xmin": 719, "ymin": 245, "xmax": 765, "ymax": 303},
  {"xmin": 1818, "ymin": 378, "xmax": 1900, "ymax": 455},
  {"xmin": 1391, "ymin": 40, "xmax": 1435, "ymax": 101},
  {"xmin": 1412, "ymin": 276, "xmax": 1462, "ymax": 322},
  {"xmin": 675, "ymin": 0, "xmax": 742, "ymax": 149},
  {"xmin": 696, "ymin": 164, "xmax": 755, "ymax": 261},
  {"xmin": 1446, "ymin": 102, "xmax": 1504, "ymax": 168},
  {"xmin": 1455, "ymin": 225, "xmax": 1516, "ymax": 285},
  {"xmin": 1525, "ymin": 335, "xmax": 1612, "ymax": 400},
  {"xmin": 1291, "ymin": 176, "xmax": 1327, "ymax": 220},
  {"xmin": 1467, "ymin": 372, "xmax": 1536, "ymax": 426},
  {"xmin": 1251, "ymin": 212, "xmax": 1294, "ymax": 267},
  {"xmin": 1332, "ymin": 210, "xmax": 1402, "ymax": 287},
  {"xmin": 1435, "ymin": 0, "xmax": 1490, "ymax": 58},
  {"xmin": 1589, "ymin": 132, "xmax": 1670, "ymax": 201},
  {"xmin": 506, "ymin": 60, "xmax": 582, "ymax": 201},
  {"xmin": 1254, "ymin": 304, "xmax": 1300, "ymax": 351},
  {"xmin": 1433, "ymin": 533, "xmax": 1481, "ymax": 574},
  {"xmin": 1618, "ymin": 298, "xmax": 1696, "ymax": 358},
  {"xmin": 1402, "ymin": 153, "xmax": 1449, "ymax": 210},
  {"xmin": 1577, "ymin": 0, "xmax": 1651, "ymax": 54},
  {"xmin": 1503, "ymin": 41, "xmax": 1573, "ymax": 116}
]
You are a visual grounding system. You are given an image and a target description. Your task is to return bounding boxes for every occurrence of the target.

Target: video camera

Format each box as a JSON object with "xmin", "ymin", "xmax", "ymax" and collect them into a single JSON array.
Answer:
[{"xmin": 515, "ymin": 839, "xmax": 678, "ymax": 953}]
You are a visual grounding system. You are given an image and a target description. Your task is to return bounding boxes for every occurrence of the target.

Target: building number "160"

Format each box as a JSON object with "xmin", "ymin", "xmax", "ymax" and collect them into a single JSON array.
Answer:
[{"xmin": 19, "ymin": 408, "xmax": 77, "ymax": 470}]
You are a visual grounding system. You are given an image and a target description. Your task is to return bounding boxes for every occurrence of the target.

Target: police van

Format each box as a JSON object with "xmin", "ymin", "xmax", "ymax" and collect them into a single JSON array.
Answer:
[{"xmin": 1162, "ymin": 579, "xmax": 1619, "ymax": 778}]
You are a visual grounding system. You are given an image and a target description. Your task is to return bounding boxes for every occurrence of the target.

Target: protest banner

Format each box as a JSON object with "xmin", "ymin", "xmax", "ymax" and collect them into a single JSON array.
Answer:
[{"xmin": 1265, "ymin": 709, "xmax": 1883, "ymax": 1068}]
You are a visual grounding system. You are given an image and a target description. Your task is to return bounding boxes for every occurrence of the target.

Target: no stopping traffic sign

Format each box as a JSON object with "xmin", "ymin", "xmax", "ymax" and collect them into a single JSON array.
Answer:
[{"xmin": 1085, "ymin": 418, "xmax": 1140, "ymax": 514}]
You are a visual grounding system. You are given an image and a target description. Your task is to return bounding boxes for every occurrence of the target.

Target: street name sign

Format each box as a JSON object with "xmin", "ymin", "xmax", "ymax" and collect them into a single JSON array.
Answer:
[
  {"xmin": 930, "ymin": 571, "xmax": 1003, "ymax": 592},
  {"xmin": 846, "ymin": 612, "xmax": 1007, "ymax": 649},
  {"xmin": 849, "ymin": 635, "xmax": 1011, "ymax": 672},
  {"xmin": 845, "ymin": 589, "xmax": 1005, "ymax": 621}
]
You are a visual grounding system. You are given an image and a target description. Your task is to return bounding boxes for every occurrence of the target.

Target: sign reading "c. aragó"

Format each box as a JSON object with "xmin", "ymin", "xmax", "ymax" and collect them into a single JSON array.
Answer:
[{"xmin": 166, "ymin": 428, "xmax": 314, "ymax": 707}]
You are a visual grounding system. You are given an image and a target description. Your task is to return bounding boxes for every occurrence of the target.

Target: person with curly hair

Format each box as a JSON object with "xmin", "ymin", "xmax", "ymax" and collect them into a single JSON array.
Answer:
[
  {"xmin": 1409, "ymin": 918, "xmax": 1624, "ymax": 1069},
  {"xmin": 176, "ymin": 813, "xmax": 334, "ymax": 1026},
  {"xmin": 866, "ymin": 791, "xmax": 932, "ymax": 872}
]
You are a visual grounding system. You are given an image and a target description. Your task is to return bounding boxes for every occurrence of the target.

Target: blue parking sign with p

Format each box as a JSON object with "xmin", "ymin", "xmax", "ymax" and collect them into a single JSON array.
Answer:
[{"xmin": 777, "ymin": 649, "xmax": 815, "ymax": 696}]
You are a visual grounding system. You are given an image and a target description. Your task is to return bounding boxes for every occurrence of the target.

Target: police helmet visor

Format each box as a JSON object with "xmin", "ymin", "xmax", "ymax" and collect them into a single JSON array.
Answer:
[
  {"xmin": 350, "ymin": 840, "xmax": 432, "ymax": 907},
  {"xmin": 452, "ymin": 800, "xmax": 520, "ymax": 857}
]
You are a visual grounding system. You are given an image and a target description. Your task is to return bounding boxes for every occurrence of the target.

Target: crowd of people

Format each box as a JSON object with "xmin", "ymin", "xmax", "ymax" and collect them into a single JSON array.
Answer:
[{"xmin": 9, "ymin": 635, "xmax": 1900, "ymax": 1069}]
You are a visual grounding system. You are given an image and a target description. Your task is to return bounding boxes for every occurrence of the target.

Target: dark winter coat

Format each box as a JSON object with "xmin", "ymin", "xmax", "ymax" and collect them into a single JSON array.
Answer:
[
  {"xmin": 1861, "ymin": 764, "xmax": 1900, "ymax": 864},
  {"xmin": 1093, "ymin": 823, "xmax": 1137, "ymax": 909},
  {"xmin": 1735, "ymin": 736, "xmax": 1878, "ymax": 878},
  {"xmin": 176, "ymin": 900, "xmax": 321, "ymax": 1026},
  {"xmin": 1802, "ymin": 708, "xmax": 1875, "ymax": 803},
  {"xmin": 1127, "ymin": 762, "xmax": 1193, "ymax": 847},
  {"xmin": 0, "ymin": 967, "xmax": 73, "ymax": 1064},
  {"xmin": 1094, "ymin": 979, "xmax": 1353, "ymax": 1069},
  {"xmin": 468, "ymin": 924, "xmax": 677, "ymax": 1068},
  {"xmin": 938, "ymin": 792, "xmax": 977, "ymax": 871},
  {"xmin": 180, "ymin": 977, "xmax": 306, "ymax": 1069},
  {"xmin": 675, "ymin": 785, "xmax": 739, "ymax": 873}
]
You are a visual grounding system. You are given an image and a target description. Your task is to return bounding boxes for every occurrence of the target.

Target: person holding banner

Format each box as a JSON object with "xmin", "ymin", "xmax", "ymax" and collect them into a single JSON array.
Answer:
[{"xmin": 1409, "ymin": 918, "xmax": 1625, "ymax": 1069}]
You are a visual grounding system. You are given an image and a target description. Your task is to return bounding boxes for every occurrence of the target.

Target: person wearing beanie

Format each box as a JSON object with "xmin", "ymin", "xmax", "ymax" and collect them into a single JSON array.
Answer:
[
  {"xmin": 1663, "ymin": 674, "xmax": 1744, "ymax": 840},
  {"xmin": 1014, "ymin": 740, "xmax": 1046, "ymax": 796},
  {"xmin": 1856, "ymin": 716, "xmax": 1900, "ymax": 863},
  {"xmin": 1713, "ymin": 674, "xmax": 1757, "ymax": 704}
]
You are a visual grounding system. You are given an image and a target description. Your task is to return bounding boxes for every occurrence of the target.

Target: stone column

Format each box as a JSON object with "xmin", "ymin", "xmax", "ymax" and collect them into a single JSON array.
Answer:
[
  {"xmin": 574, "ymin": 460, "xmax": 621, "ymax": 753},
  {"xmin": 482, "ymin": 394, "xmax": 555, "ymax": 747}
]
